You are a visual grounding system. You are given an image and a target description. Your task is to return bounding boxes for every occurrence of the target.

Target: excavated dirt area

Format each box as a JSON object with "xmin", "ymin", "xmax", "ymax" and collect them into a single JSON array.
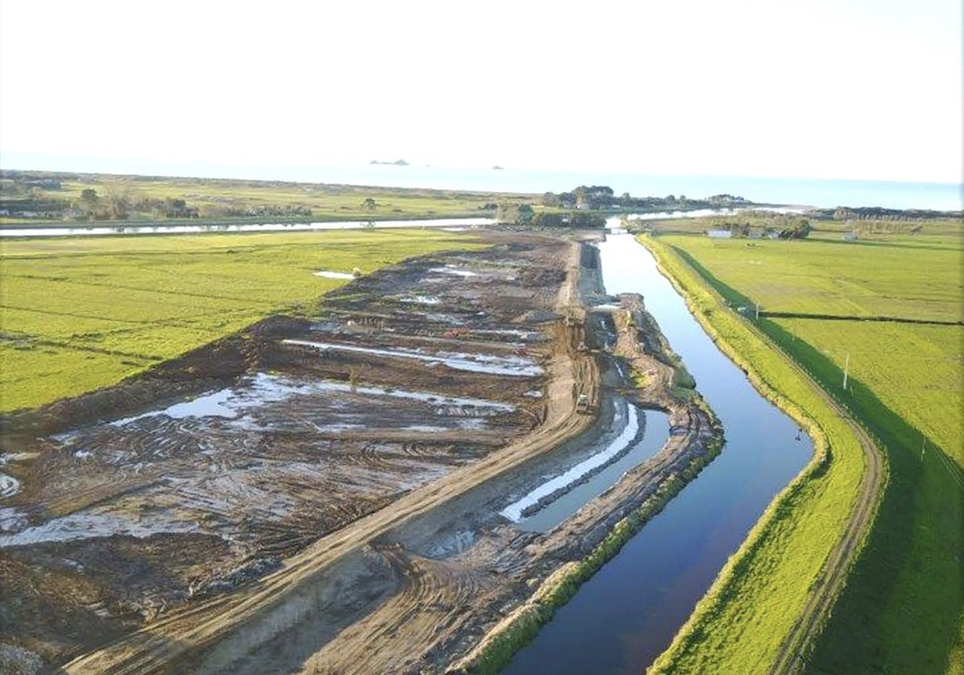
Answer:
[
  {"xmin": 0, "ymin": 233, "xmax": 574, "ymax": 666},
  {"xmin": 1, "ymin": 231, "xmax": 722, "ymax": 675}
]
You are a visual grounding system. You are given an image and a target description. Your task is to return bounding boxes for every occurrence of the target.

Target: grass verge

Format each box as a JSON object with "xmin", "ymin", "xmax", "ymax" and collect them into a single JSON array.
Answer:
[
  {"xmin": 648, "ymin": 233, "xmax": 964, "ymax": 675},
  {"xmin": 639, "ymin": 235, "xmax": 871, "ymax": 675}
]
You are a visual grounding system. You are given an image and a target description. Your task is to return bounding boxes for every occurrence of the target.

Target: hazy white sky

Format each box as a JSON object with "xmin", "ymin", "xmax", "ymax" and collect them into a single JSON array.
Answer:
[{"xmin": 1, "ymin": 0, "xmax": 961, "ymax": 183}]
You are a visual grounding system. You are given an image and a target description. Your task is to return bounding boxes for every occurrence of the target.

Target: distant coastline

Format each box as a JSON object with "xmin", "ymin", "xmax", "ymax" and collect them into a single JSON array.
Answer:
[{"xmin": 1, "ymin": 160, "xmax": 960, "ymax": 210}]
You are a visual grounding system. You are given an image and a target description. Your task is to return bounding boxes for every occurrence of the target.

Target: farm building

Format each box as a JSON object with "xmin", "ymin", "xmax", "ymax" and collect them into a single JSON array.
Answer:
[{"xmin": 707, "ymin": 229, "xmax": 733, "ymax": 239}]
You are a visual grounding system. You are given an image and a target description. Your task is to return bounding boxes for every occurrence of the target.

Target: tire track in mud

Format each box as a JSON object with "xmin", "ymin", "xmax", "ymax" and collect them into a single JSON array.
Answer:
[
  {"xmin": 60, "ymin": 239, "xmax": 597, "ymax": 675},
  {"xmin": 302, "ymin": 547, "xmax": 492, "ymax": 675}
]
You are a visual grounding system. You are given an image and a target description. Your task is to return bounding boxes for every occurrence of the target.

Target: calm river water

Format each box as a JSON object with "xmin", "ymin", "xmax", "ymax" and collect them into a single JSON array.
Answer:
[
  {"xmin": 0, "ymin": 217, "xmax": 496, "ymax": 238},
  {"xmin": 502, "ymin": 231, "xmax": 811, "ymax": 675}
]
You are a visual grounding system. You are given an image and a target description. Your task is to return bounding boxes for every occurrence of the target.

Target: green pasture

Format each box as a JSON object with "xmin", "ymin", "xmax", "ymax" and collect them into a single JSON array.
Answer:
[
  {"xmin": 0, "ymin": 229, "xmax": 480, "ymax": 411},
  {"xmin": 1, "ymin": 173, "xmax": 535, "ymax": 225},
  {"xmin": 649, "ymin": 224, "xmax": 963, "ymax": 675}
]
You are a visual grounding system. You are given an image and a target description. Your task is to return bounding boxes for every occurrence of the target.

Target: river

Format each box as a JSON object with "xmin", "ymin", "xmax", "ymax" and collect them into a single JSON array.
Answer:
[
  {"xmin": 0, "ymin": 217, "xmax": 496, "ymax": 238},
  {"xmin": 0, "ymin": 206, "xmax": 793, "ymax": 239},
  {"xmin": 501, "ymin": 230, "xmax": 812, "ymax": 675}
]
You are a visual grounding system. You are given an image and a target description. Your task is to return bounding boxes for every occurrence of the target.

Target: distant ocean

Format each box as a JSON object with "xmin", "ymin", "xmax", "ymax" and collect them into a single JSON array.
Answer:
[{"xmin": 298, "ymin": 166, "xmax": 962, "ymax": 211}]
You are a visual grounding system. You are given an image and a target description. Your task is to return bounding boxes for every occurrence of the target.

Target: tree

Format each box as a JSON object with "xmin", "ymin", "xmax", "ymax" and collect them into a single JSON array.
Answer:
[
  {"xmin": 778, "ymin": 219, "xmax": 811, "ymax": 239},
  {"xmin": 80, "ymin": 188, "xmax": 98, "ymax": 204},
  {"xmin": 362, "ymin": 197, "xmax": 377, "ymax": 212},
  {"xmin": 103, "ymin": 184, "xmax": 131, "ymax": 220}
]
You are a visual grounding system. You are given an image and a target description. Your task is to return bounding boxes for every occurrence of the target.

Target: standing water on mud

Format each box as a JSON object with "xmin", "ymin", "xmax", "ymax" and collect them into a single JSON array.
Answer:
[
  {"xmin": 501, "ymin": 232, "xmax": 811, "ymax": 675},
  {"xmin": 512, "ymin": 404, "xmax": 671, "ymax": 533}
]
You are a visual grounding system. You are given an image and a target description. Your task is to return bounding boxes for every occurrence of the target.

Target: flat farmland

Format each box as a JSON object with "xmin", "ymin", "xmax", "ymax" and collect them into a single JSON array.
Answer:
[
  {"xmin": 0, "ymin": 230, "xmax": 481, "ymax": 411},
  {"xmin": 0, "ymin": 172, "xmax": 534, "ymax": 225},
  {"xmin": 656, "ymin": 226, "xmax": 964, "ymax": 675}
]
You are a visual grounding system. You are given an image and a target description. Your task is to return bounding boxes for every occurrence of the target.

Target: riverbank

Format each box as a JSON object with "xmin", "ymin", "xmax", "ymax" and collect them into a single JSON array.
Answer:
[
  {"xmin": 638, "ymin": 235, "xmax": 877, "ymax": 675},
  {"xmin": 649, "ymin": 230, "xmax": 963, "ymax": 675},
  {"xmin": 451, "ymin": 292, "xmax": 723, "ymax": 675}
]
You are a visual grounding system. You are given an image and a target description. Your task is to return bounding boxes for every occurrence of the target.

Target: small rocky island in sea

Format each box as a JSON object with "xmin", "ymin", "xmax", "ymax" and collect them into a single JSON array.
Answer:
[
  {"xmin": 492, "ymin": 165, "xmax": 505, "ymax": 170},
  {"xmin": 370, "ymin": 159, "xmax": 409, "ymax": 166}
]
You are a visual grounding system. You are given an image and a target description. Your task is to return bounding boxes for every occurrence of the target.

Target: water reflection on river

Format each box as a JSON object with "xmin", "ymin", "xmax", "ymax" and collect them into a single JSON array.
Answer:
[{"xmin": 502, "ymin": 231, "xmax": 811, "ymax": 675}]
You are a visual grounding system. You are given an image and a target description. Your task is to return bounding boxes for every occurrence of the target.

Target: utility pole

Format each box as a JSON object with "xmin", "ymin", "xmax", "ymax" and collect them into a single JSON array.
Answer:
[
  {"xmin": 843, "ymin": 352, "xmax": 850, "ymax": 390},
  {"xmin": 755, "ymin": 302, "xmax": 760, "ymax": 320}
]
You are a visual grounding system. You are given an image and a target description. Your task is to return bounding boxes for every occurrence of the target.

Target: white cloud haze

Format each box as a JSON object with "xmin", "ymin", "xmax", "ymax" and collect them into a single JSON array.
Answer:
[{"xmin": 1, "ymin": 0, "xmax": 961, "ymax": 182}]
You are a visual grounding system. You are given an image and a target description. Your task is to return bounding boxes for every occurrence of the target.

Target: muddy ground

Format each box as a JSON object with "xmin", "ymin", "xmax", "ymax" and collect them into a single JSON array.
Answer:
[{"xmin": 0, "ymin": 230, "xmax": 722, "ymax": 675}]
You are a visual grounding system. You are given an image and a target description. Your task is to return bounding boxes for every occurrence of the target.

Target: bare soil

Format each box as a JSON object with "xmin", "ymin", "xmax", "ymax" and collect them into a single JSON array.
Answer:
[{"xmin": 0, "ymin": 231, "xmax": 722, "ymax": 675}]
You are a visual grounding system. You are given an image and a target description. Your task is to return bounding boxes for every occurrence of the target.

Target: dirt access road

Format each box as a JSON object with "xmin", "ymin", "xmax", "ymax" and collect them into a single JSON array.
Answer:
[
  {"xmin": 58, "ymin": 236, "xmax": 599, "ymax": 675},
  {"xmin": 765, "ymin": 358, "xmax": 883, "ymax": 675}
]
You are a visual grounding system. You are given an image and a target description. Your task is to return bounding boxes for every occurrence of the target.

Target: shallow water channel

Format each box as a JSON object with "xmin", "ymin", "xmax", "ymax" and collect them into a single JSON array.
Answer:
[
  {"xmin": 506, "ymin": 402, "xmax": 670, "ymax": 534},
  {"xmin": 501, "ymin": 232, "xmax": 811, "ymax": 675}
]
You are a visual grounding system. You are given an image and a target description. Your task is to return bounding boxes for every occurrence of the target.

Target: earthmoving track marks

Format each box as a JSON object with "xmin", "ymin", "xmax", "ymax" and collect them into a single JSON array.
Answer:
[
  {"xmin": 303, "ymin": 546, "xmax": 493, "ymax": 675},
  {"xmin": 62, "ymin": 240, "xmax": 597, "ymax": 675}
]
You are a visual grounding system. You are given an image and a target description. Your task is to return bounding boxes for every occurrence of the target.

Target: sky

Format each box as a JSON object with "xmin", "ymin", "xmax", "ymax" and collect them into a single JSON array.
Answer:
[{"xmin": 1, "ymin": 0, "xmax": 961, "ymax": 184}]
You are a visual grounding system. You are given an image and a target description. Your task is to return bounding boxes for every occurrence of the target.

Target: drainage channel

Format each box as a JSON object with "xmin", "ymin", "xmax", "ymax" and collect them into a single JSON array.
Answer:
[
  {"xmin": 500, "ymin": 230, "xmax": 811, "ymax": 675},
  {"xmin": 504, "ymin": 399, "xmax": 670, "ymax": 533}
]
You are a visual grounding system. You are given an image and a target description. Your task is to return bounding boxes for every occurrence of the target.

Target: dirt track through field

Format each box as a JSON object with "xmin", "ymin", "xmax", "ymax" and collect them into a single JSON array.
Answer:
[
  {"xmin": 764, "ymin": 358, "xmax": 883, "ymax": 675},
  {"xmin": 60, "ymin": 239, "xmax": 599, "ymax": 675}
]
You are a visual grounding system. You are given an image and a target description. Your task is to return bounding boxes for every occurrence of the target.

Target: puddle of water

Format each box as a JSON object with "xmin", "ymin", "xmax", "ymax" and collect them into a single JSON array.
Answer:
[
  {"xmin": 0, "ymin": 508, "xmax": 28, "ymax": 532},
  {"xmin": 0, "ymin": 472, "xmax": 20, "ymax": 498},
  {"xmin": 0, "ymin": 511, "xmax": 201, "ymax": 547},
  {"xmin": 108, "ymin": 373, "xmax": 515, "ymax": 430},
  {"xmin": 473, "ymin": 328, "xmax": 541, "ymax": 340},
  {"xmin": 502, "ymin": 403, "xmax": 640, "ymax": 523},
  {"xmin": 400, "ymin": 295, "xmax": 441, "ymax": 305},
  {"xmin": 285, "ymin": 340, "xmax": 543, "ymax": 377},
  {"xmin": 403, "ymin": 425, "xmax": 450, "ymax": 433},
  {"xmin": 314, "ymin": 270, "xmax": 356, "ymax": 280},
  {"xmin": 111, "ymin": 387, "xmax": 240, "ymax": 427},
  {"xmin": 430, "ymin": 266, "xmax": 478, "ymax": 277}
]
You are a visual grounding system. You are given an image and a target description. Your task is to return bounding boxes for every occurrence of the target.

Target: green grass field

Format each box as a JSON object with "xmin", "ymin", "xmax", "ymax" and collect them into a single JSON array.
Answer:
[
  {"xmin": 0, "ymin": 172, "xmax": 537, "ymax": 225},
  {"xmin": 647, "ymin": 225, "xmax": 963, "ymax": 675},
  {"xmin": 0, "ymin": 230, "xmax": 480, "ymax": 411}
]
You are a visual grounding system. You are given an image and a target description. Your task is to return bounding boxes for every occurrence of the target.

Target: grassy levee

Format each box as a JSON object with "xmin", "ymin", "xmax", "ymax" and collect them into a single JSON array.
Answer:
[
  {"xmin": 0, "ymin": 230, "xmax": 481, "ymax": 411},
  {"xmin": 652, "ymin": 236, "xmax": 964, "ymax": 675},
  {"xmin": 639, "ymin": 236, "xmax": 870, "ymax": 675}
]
